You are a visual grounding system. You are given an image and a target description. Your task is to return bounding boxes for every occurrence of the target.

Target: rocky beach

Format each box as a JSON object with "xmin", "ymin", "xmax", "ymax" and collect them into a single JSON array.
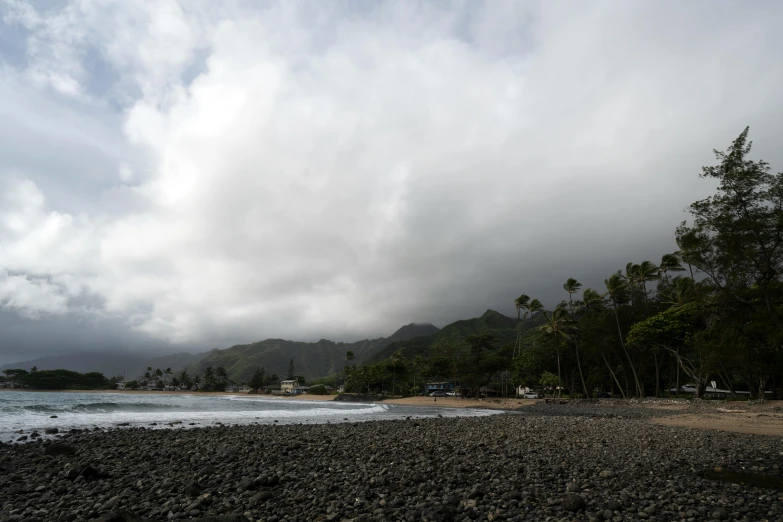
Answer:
[{"xmin": 1, "ymin": 400, "xmax": 782, "ymax": 522}]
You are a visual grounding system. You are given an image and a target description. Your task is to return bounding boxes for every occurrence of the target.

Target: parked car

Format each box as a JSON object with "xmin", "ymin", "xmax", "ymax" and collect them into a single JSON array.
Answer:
[
  {"xmin": 523, "ymin": 391, "xmax": 540, "ymax": 399},
  {"xmin": 429, "ymin": 390, "xmax": 446, "ymax": 397},
  {"xmin": 445, "ymin": 391, "xmax": 461, "ymax": 397}
]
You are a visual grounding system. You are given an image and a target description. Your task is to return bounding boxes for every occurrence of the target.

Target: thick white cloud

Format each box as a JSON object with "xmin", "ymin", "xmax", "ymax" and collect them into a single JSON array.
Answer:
[{"xmin": 0, "ymin": 0, "xmax": 782, "ymax": 351}]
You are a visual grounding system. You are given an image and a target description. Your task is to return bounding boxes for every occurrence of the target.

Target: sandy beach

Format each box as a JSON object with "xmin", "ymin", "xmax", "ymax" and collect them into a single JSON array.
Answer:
[{"xmin": 5, "ymin": 388, "xmax": 783, "ymax": 436}]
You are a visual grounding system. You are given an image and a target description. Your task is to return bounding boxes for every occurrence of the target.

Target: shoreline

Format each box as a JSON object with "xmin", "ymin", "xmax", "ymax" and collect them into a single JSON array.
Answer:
[
  {"xmin": 2, "ymin": 405, "xmax": 782, "ymax": 521},
  {"xmin": 4, "ymin": 388, "xmax": 783, "ymax": 437}
]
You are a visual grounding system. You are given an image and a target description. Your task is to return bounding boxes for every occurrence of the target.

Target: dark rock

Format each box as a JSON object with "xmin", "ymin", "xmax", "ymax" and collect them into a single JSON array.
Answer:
[
  {"xmin": 17, "ymin": 435, "xmax": 27, "ymax": 441},
  {"xmin": 99, "ymin": 512, "xmax": 147, "ymax": 522},
  {"xmin": 238, "ymin": 476, "xmax": 255, "ymax": 490},
  {"xmin": 563, "ymin": 494, "xmax": 587, "ymax": 512},
  {"xmin": 184, "ymin": 480, "xmax": 203, "ymax": 496},
  {"xmin": 44, "ymin": 443, "xmax": 76, "ymax": 456},
  {"xmin": 67, "ymin": 465, "xmax": 107, "ymax": 481},
  {"xmin": 607, "ymin": 499, "xmax": 622, "ymax": 511},
  {"xmin": 199, "ymin": 464, "xmax": 216, "ymax": 476},
  {"xmin": 253, "ymin": 490, "xmax": 275, "ymax": 502},
  {"xmin": 423, "ymin": 506, "xmax": 454, "ymax": 522},
  {"xmin": 45, "ymin": 427, "xmax": 59, "ymax": 434}
]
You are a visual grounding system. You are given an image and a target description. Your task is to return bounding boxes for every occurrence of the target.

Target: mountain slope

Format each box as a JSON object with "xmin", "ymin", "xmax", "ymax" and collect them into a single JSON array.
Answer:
[
  {"xmin": 1, "ymin": 350, "xmax": 212, "ymax": 381},
  {"xmin": 185, "ymin": 323, "xmax": 440, "ymax": 383},
  {"xmin": 0, "ymin": 352, "xmax": 151, "ymax": 378},
  {"xmin": 367, "ymin": 309, "xmax": 544, "ymax": 364}
]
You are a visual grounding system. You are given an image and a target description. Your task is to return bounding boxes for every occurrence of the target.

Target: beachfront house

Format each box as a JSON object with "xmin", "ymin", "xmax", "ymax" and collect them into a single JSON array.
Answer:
[
  {"xmin": 281, "ymin": 379, "xmax": 299, "ymax": 394},
  {"xmin": 116, "ymin": 381, "xmax": 128, "ymax": 390},
  {"xmin": 225, "ymin": 384, "xmax": 239, "ymax": 393},
  {"xmin": 425, "ymin": 382, "xmax": 456, "ymax": 395}
]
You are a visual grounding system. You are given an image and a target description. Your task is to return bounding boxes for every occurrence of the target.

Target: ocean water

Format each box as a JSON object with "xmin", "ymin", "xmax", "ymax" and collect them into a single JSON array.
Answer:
[{"xmin": 0, "ymin": 391, "xmax": 499, "ymax": 442}]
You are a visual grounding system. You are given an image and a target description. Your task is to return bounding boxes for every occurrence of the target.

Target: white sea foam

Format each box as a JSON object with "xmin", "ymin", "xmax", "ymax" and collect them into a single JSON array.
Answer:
[{"xmin": 0, "ymin": 391, "xmax": 498, "ymax": 443}]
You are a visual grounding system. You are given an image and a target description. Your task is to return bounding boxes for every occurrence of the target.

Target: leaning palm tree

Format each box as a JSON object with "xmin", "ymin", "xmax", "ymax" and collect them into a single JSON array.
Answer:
[
  {"xmin": 563, "ymin": 278, "xmax": 582, "ymax": 312},
  {"xmin": 578, "ymin": 289, "xmax": 626, "ymax": 398},
  {"xmin": 637, "ymin": 260, "xmax": 660, "ymax": 298},
  {"xmin": 658, "ymin": 253, "xmax": 685, "ymax": 286},
  {"xmin": 563, "ymin": 278, "xmax": 588, "ymax": 397},
  {"xmin": 660, "ymin": 275, "xmax": 696, "ymax": 308},
  {"xmin": 529, "ymin": 299, "xmax": 544, "ymax": 321},
  {"xmin": 513, "ymin": 294, "xmax": 531, "ymax": 358},
  {"xmin": 538, "ymin": 306, "xmax": 572, "ymax": 397},
  {"xmin": 604, "ymin": 272, "xmax": 643, "ymax": 397}
]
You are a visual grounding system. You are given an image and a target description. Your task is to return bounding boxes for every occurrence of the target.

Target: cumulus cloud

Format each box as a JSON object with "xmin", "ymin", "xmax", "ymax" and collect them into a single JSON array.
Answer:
[{"xmin": 0, "ymin": 0, "xmax": 782, "ymax": 354}]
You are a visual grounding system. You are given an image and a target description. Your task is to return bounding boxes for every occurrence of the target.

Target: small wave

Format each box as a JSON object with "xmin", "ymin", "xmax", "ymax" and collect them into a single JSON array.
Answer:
[{"xmin": 2, "ymin": 402, "xmax": 182, "ymax": 415}]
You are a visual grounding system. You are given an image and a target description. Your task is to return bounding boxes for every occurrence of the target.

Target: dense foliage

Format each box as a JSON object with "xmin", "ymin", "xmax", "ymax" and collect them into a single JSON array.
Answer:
[
  {"xmin": 1, "ymin": 368, "xmax": 112, "ymax": 390},
  {"xmin": 344, "ymin": 128, "xmax": 783, "ymax": 400}
]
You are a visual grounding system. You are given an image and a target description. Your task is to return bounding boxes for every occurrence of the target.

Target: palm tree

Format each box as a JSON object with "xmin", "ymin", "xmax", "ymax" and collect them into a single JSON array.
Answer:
[
  {"xmin": 344, "ymin": 351, "xmax": 355, "ymax": 386},
  {"xmin": 538, "ymin": 306, "xmax": 572, "ymax": 397},
  {"xmin": 658, "ymin": 253, "xmax": 685, "ymax": 286},
  {"xmin": 164, "ymin": 367, "xmax": 172, "ymax": 383},
  {"xmin": 513, "ymin": 294, "xmax": 531, "ymax": 358},
  {"xmin": 30, "ymin": 366, "xmax": 37, "ymax": 373},
  {"xmin": 563, "ymin": 278, "xmax": 588, "ymax": 397},
  {"xmin": 390, "ymin": 352, "xmax": 401, "ymax": 396},
  {"xmin": 661, "ymin": 275, "xmax": 696, "ymax": 308},
  {"xmin": 578, "ymin": 289, "xmax": 626, "ymax": 398},
  {"xmin": 604, "ymin": 272, "xmax": 643, "ymax": 397},
  {"xmin": 529, "ymin": 299, "xmax": 544, "ymax": 321},
  {"xmin": 411, "ymin": 355, "xmax": 424, "ymax": 392},
  {"xmin": 637, "ymin": 260, "xmax": 660, "ymax": 298},
  {"xmin": 563, "ymin": 278, "xmax": 582, "ymax": 312}
]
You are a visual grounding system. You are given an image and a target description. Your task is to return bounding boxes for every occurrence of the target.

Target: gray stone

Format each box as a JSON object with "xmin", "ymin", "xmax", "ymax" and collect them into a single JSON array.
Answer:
[{"xmin": 563, "ymin": 494, "xmax": 587, "ymax": 512}]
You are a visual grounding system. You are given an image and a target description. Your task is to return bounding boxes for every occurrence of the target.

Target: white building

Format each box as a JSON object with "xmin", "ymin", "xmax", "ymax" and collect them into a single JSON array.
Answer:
[{"xmin": 281, "ymin": 379, "xmax": 298, "ymax": 394}]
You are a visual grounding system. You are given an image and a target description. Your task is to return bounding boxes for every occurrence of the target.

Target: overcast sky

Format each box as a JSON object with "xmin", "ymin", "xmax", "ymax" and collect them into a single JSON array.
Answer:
[{"xmin": 1, "ymin": 0, "xmax": 782, "ymax": 365}]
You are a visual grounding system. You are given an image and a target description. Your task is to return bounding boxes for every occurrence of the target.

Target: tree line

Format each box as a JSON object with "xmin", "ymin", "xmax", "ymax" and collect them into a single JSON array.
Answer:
[
  {"xmin": 339, "ymin": 128, "xmax": 783, "ymax": 400},
  {"xmin": 1, "ymin": 368, "xmax": 114, "ymax": 390}
]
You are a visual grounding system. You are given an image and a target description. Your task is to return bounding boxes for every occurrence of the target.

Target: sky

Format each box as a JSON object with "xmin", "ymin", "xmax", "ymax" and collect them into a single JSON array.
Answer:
[{"xmin": 1, "ymin": 0, "xmax": 782, "ymax": 365}]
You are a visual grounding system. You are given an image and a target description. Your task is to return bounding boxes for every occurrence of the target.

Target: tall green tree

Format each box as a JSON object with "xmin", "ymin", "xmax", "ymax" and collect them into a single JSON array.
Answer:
[
  {"xmin": 538, "ymin": 306, "xmax": 572, "ymax": 397},
  {"xmin": 513, "ymin": 294, "xmax": 531, "ymax": 358},
  {"xmin": 605, "ymin": 272, "xmax": 643, "ymax": 396},
  {"xmin": 563, "ymin": 278, "xmax": 588, "ymax": 397},
  {"xmin": 249, "ymin": 367, "xmax": 266, "ymax": 393},
  {"xmin": 676, "ymin": 127, "xmax": 783, "ymax": 398}
]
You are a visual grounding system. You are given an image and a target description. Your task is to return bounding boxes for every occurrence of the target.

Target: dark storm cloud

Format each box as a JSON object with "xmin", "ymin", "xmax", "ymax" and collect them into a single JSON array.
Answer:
[{"xmin": 0, "ymin": 0, "xmax": 782, "ymax": 365}]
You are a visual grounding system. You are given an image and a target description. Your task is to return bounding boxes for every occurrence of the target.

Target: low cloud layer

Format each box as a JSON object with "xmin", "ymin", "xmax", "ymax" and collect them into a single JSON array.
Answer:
[{"xmin": 1, "ymin": 1, "xmax": 782, "ymax": 364}]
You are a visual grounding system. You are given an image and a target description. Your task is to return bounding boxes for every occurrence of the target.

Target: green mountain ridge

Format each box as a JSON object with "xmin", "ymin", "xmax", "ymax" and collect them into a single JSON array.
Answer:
[
  {"xmin": 367, "ymin": 309, "xmax": 545, "ymax": 364},
  {"xmin": 185, "ymin": 322, "xmax": 440, "ymax": 383}
]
